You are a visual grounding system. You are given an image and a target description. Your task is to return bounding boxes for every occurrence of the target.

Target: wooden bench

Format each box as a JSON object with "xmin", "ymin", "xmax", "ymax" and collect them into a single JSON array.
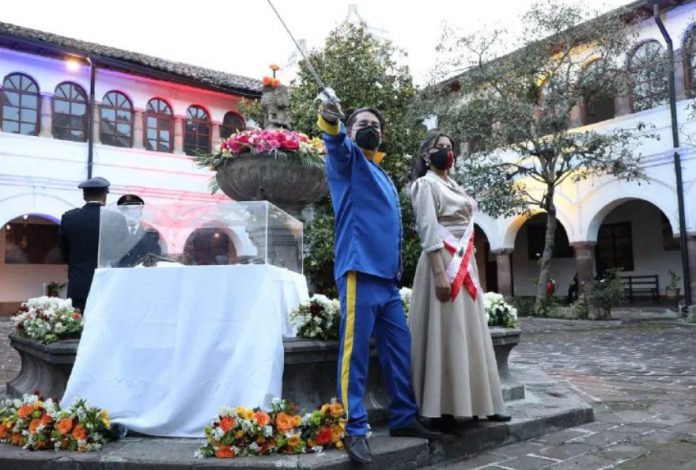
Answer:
[{"xmin": 620, "ymin": 275, "xmax": 660, "ymax": 303}]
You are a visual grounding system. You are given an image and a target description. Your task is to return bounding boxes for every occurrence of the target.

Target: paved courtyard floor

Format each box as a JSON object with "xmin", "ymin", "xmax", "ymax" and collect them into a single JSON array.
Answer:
[
  {"xmin": 1, "ymin": 316, "xmax": 696, "ymax": 469},
  {"xmin": 430, "ymin": 317, "xmax": 696, "ymax": 469}
]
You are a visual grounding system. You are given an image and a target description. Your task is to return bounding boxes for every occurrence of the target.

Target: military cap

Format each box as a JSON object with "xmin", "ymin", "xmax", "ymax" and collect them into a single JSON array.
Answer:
[
  {"xmin": 117, "ymin": 194, "xmax": 145, "ymax": 206},
  {"xmin": 77, "ymin": 177, "xmax": 111, "ymax": 190}
]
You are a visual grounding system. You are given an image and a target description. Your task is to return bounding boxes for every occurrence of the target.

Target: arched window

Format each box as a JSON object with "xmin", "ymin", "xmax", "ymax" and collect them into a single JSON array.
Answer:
[
  {"xmin": 220, "ymin": 111, "xmax": 246, "ymax": 139},
  {"xmin": 53, "ymin": 82, "xmax": 88, "ymax": 142},
  {"xmin": 145, "ymin": 98, "xmax": 173, "ymax": 152},
  {"xmin": 184, "ymin": 105, "xmax": 211, "ymax": 155},
  {"xmin": 629, "ymin": 41, "xmax": 668, "ymax": 112},
  {"xmin": 3, "ymin": 215, "xmax": 63, "ymax": 265},
  {"xmin": 683, "ymin": 26, "xmax": 696, "ymax": 94},
  {"xmin": 1, "ymin": 73, "xmax": 40, "ymax": 135},
  {"xmin": 100, "ymin": 91, "xmax": 133, "ymax": 147},
  {"xmin": 581, "ymin": 60, "xmax": 615, "ymax": 125}
]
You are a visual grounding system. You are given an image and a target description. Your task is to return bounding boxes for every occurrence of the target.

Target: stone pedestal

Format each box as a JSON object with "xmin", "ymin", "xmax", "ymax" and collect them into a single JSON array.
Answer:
[
  {"xmin": 492, "ymin": 249, "xmax": 513, "ymax": 296},
  {"xmin": 8, "ymin": 330, "xmax": 524, "ymax": 418},
  {"xmin": 7, "ymin": 334, "xmax": 78, "ymax": 400}
]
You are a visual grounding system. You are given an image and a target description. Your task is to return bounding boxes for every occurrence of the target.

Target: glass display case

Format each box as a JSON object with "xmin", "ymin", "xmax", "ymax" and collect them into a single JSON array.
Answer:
[{"xmin": 97, "ymin": 200, "xmax": 303, "ymax": 274}]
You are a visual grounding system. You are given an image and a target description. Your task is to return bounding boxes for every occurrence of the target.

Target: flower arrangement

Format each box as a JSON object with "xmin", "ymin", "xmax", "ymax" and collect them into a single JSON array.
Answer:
[
  {"xmin": 289, "ymin": 294, "xmax": 341, "ymax": 340},
  {"xmin": 290, "ymin": 290, "xmax": 413, "ymax": 340},
  {"xmin": 194, "ymin": 128, "xmax": 326, "ymax": 177},
  {"xmin": 195, "ymin": 398, "xmax": 345, "ymax": 459},
  {"xmin": 12, "ymin": 296, "xmax": 83, "ymax": 344},
  {"xmin": 0, "ymin": 392, "xmax": 112, "ymax": 452},
  {"xmin": 483, "ymin": 292, "xmax": 519, "ymax": 328}
]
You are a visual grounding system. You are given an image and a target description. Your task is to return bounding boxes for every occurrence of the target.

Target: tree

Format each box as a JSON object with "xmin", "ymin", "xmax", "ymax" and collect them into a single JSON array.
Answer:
[
  {"xmin": 290, "ymin": 22, "xmax": 425, "ymax": 291},
  {"xmin": 415, "ymin": 1, "xmax": 655, "ymax": 312}
]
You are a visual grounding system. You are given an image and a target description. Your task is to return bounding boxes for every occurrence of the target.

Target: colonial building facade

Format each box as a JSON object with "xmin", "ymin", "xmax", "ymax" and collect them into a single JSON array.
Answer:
[
  {"xmin": 438, "ymin": 0, "xmax": 696, "ymax": 302},
  {"xmin": 0, "ymin": 22, "xmax": 261, "ymax": 312}
]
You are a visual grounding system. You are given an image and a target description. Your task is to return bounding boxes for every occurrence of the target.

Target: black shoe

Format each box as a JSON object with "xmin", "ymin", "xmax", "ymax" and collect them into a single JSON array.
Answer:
[
  {"xmin": 343, "ymin": 435, "xmax": 372, "ymax": 464},
  {"xmin": 390, "ymin": 419, "xmax": 445, "ymax": 439},
  {"xmin": 487, "ymin": 413, "xmax": 511, "ymax": 422},
  {"xmin": 431, "ymin": 414, "xmax": 458, "ymax": 432}
]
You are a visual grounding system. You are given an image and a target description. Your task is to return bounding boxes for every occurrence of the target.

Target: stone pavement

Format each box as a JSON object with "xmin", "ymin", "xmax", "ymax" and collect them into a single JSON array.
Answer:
[
  {"xmin": 428, "ymin": 317, "xmax": 696, "ymax": 469},
  {"xmin": 1, "ymin": 316, "xmax": 696, "ymax": 468}
]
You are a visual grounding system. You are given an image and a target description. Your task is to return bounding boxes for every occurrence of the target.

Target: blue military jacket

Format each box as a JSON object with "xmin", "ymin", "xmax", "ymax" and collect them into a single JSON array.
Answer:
[{"xmin": 322, "ymin": 122, "xmax": 402, "ymax": 281}]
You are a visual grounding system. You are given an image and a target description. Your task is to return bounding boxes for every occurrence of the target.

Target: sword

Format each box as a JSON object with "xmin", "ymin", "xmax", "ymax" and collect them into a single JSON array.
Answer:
[{"xmin": 266, "ymin": 0, "xmax": 344, "ymax": 117}]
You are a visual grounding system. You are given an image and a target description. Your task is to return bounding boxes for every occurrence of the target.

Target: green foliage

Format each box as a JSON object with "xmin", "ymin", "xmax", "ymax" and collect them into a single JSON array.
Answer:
[
  {"xmin": 667, "ymin": 270, "xmax": 681, "ymax": 289},
  {"xmin": 506, "ymin": 296, "xmax": 536, "ymax": 317},
  {"xmin": 291, "ymin": 22, "xmax": 425, "ymax": 290},
  {"xmin": 588, "ymin": 268, "xmax": 624, "ymax": 320},
  {"xmin": 235, "ymin": 98, "xmax": 264, "ymax": 128}
]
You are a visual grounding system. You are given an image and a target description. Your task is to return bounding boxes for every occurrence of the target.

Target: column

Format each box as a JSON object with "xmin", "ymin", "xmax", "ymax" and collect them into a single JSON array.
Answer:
[
  {"xmin": 572, "ymin": 242, "xmax": 596, "ymax": 295},
  {"xmin": 569, "ymin": 102, "xmax": 583, "ymax": 128},
  {"xmin": 174, "ymin": 117, "xmax": 184, "ymax": 154},
  {"xmin": 688, "ymin": 235, "xmax": 696, "ymax": 306},
  {"xmin": 211, "ymin": 123, "xmax": 221, "ymax": 146},
  {"xmin": 614, "ymin": 95, "xmax": 632, "ymax": 117},
  {"xmin": 133, "ymin": 110, "xmax": 145, "ymax": 149},
  {"xmin": 492, "ymin": 248, "xmax": 513, "ymax": 296},
  {"xmin": 39, "ymin": 93, "xmax": 53, "ymax": 138},
  {"xmin": 674, "ymin": 49, "xmax": 688, "ymax": 102},
  {"xmin": 92, "ymin": 102, "xmax": 101, "ymax": 145}
]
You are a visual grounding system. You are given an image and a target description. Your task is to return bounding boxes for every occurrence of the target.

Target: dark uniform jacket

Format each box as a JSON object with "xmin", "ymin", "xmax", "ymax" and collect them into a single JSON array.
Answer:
[
  {"xmin": 59, "ymin": 203, "xmax": 128, "ymax": 308},
  {"xmin": 117, "ymin": 226, "xmax": 162, "ymax": 267}
]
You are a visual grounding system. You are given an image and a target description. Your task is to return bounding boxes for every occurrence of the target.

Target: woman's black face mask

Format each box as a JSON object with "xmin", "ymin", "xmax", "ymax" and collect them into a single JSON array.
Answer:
[{"xmin": 429, "ymin": 147, "xmax": 454, "ymax": 170}]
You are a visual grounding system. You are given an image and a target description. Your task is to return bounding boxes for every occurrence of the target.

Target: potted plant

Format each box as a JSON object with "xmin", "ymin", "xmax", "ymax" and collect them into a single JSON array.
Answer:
[{"xmin": 666, "ymin": 270, "xmax": 681, "ymax": 300}]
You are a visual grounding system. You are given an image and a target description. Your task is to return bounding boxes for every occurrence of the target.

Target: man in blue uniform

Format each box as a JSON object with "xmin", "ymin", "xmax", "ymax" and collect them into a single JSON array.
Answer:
[
  {"xmin": 59, "ymin": 177, "xmax": 128, "ymax": 312},
  {"xmin": 318, "ymin": 103, "xmax": 442, "ymax": 464}
]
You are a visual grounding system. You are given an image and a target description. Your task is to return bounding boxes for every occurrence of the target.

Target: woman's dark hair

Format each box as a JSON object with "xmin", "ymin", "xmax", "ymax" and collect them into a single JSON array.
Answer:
[{"xmin": 410, "ymin": 132, "xmax": 455, "ymax": 181}]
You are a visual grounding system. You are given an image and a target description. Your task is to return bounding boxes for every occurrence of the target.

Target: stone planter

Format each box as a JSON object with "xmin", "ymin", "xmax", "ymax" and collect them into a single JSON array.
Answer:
[
  {"xmin": 215, "ymin": 154, "xmax": 328, "ymax": 219},
  {"xmin": 8, "ymin": 329, "xmax": 523, "ymax": 417},
  {"xmin": 7, "ymin": 334, "xmax": 79, "ymax": 400}
]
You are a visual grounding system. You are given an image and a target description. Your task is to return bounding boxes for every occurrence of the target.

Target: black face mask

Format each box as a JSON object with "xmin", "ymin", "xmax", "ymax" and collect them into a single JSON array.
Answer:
[
  {"xmin": 354, "ymin": 127, "xmax": 381, "ymax": 151},
  {"xmin": 429, "ymin": 147, "xmax": 454, "ymax": 170}
]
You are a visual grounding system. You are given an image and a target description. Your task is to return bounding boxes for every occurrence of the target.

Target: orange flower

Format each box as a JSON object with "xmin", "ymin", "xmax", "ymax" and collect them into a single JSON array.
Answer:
[
  {"xmin": 262, "ymin": 76, "xmax": 274, "ymax": 87},
  {"xmin": 275, "ymin": 412, "xmax": 294, "ymax": 433},
  {"xmin": 56, "ymin": 418, "xmax": 73, "ymax": 435},
  {"xmin": 71, "ymin": 424, "xmax": 87, "ymax": 441},
  {"xmin": 219, "ymin": 416, "xmax": 235, "ymax": 433},
  {"xmin": 0, "ymin": 425, "xmax": 8, "ymax": 439},
  {"xmin": 17, "ymin": 405, "xmax": 33, "ymax": 418},
  {"xmin": 214, "ymin": 445, "xmax": 235, "ymax": 458},
  {"xmin": 329, "ymin": 402, "xmax": 344, "ymax": 419},
  {"xmin": 292, "ymin": 415, "xmax": 302, "ymax": 427},
  {"xmin": 235, "ymin": 430, "xmax": 245, "ymax": 439},
  {"xmin": 287, "ymin": 433, "xmax": 301, "ymax": 447},
  {"xmin": 28, "ymin": 418, "xmax": 41, "ymax": 434},
  {"xmin": 269, "ymin": 64, "xmax": 280, "ymax": 72},
  {"xmin": 331, "ymin": 424, "xmax": 344, "ymax": 443},
  {"xmin": 254, "ymin": 411, "xmax": 270, "ymax": 427},
  {"xmin": 11, "ymin": 432, "xmax": 24, "ymax": 445},
  {"xmin": 271, "ymin": 78, "xmax": 281, "ymax": 88},
  {"xmin": 40, "ymin": 414, "xmax": 52, "ymax": 427}
]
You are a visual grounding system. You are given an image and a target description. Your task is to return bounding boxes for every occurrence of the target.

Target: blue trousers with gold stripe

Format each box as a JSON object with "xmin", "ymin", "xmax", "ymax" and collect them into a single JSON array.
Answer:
[{"xmin": 336, "ymin": 271, "xmax": 418, "ymax": 436}]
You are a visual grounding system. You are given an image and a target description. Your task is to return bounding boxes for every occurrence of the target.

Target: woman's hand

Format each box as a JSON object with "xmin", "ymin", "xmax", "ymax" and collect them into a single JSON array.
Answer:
[{"xmin": 434, "ymin": 272, "xmax": 451, "ymax": 302}]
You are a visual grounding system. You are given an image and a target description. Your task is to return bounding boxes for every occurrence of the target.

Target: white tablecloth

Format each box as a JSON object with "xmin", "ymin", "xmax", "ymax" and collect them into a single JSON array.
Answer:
[{"xmin": 61, "ymin": 264, "xmax": 308, "ymax": 437}]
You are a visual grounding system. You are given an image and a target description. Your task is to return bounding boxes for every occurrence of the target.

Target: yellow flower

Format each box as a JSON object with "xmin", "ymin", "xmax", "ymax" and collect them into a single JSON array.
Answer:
[
  {"xmin": 234, "ymin": 406, "xmax": 246, "ymax": 417},
  {"xmin": 320, "ymin": 404, "xmax": 330, "ymax": 414},
  {"xmin": 33, "ymin": 400, "xmax": 43, "ymax": 410},
  {"xmin": 243, "ymin": 409, "xmax": 255, "ymax": 421},
  {"xmin": 293, "ymin": 415, "xmax": 302, "ymax": 427},
  {"xmin": 287, "ymin": 433, "xmax": 301, "ymax": 447},
  {"xmin": 100, "ymin": 409, "xmax": 110, "ymax": 428},
  {"xmin": 235, "ymin": 430, "xmax": 245, "ymax": 439}
]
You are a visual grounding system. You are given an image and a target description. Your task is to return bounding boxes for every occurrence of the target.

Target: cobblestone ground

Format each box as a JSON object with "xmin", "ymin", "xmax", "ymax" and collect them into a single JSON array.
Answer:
[
  {"xmin": 2, "ymin": 317, "xmax": 696, "ymax": 469},
  {"xmin": 433, "ymin": 317, "xmax": 696, "ymax": 469}
]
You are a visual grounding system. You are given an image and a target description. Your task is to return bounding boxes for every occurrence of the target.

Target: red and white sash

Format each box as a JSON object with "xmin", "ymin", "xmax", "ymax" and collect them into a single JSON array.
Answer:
[{"xmin": 437, "ymin": 218, "xmax": 482, "ymax": 301}]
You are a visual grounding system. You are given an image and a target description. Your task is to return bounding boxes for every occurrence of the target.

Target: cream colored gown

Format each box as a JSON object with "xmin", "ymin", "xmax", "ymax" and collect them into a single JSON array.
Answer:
[{"xmin": 409, "ymin": 170, "xmax": 505, "ymax": 418}]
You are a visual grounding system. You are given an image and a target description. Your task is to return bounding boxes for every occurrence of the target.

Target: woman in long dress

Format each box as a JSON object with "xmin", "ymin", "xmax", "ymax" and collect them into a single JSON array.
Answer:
[{"xmin": 408, "ymin": 132, "xmax": 510, "ymax": 431}]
